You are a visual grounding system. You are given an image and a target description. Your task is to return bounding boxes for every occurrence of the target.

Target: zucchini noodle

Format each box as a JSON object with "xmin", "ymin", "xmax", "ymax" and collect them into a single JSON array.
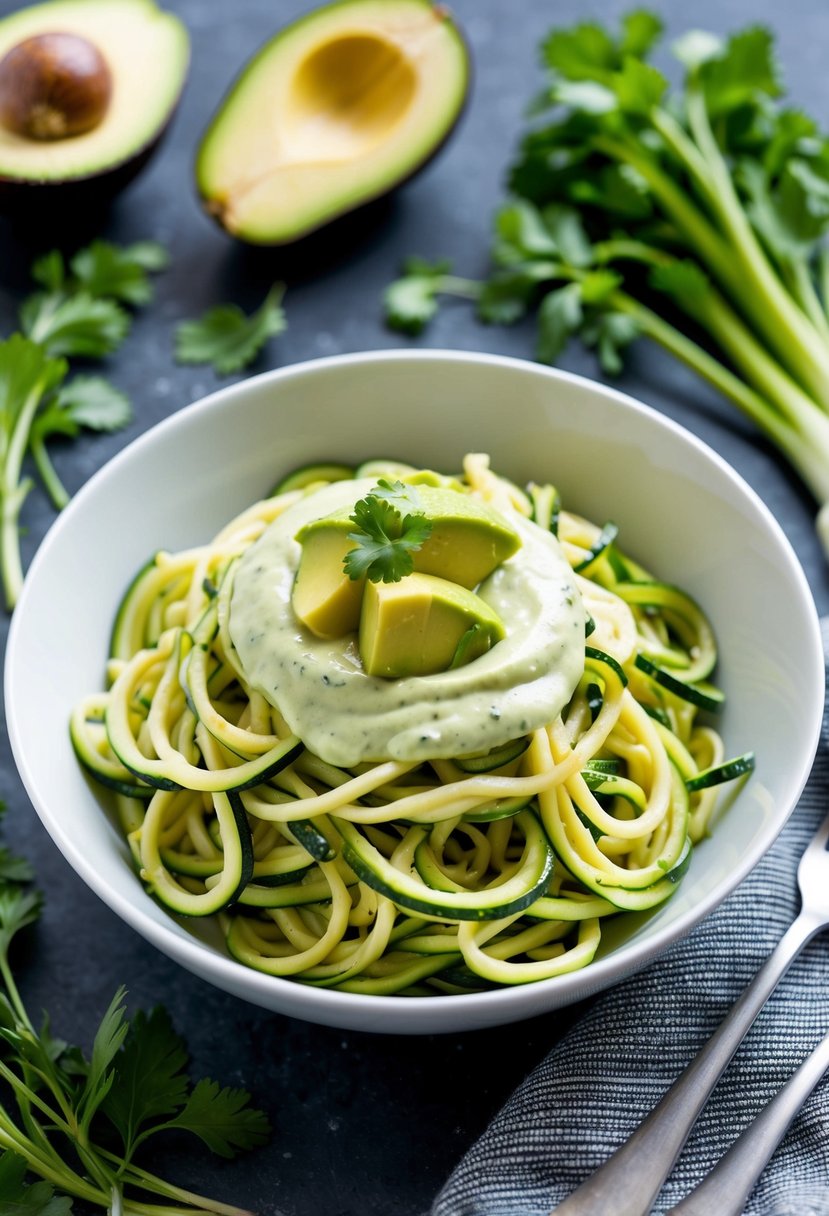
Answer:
[{"xmin": 70, "ymin": 456, "xmax": 753, "ymax": 995}]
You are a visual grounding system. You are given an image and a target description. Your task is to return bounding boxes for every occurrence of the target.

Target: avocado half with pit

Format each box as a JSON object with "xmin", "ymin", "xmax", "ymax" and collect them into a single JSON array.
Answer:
[
  {"xmin": 195, "ymin": 0, "xmax": 470, "ymax": 245},
  {"xmin": 0, "ymin": 0, "xmax": 188, "ymax": 213}
]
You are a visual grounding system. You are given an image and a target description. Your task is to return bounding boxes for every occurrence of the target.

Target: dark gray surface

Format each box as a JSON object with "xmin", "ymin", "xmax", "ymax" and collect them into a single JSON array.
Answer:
[{"xmin": 0, "ymin": 2, "xmax": 827, "ymax": 1214}]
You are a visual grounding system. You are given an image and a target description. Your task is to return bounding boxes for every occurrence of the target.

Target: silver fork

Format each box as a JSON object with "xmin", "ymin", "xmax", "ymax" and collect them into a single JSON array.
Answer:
[{"xmin": 552, "ymin": 808, "xmax": 829, "ymax": 1216}]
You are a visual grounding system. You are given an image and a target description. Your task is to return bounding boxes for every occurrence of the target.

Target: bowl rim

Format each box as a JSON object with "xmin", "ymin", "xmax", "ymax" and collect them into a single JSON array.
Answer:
[{"xmin": 6, "ymin": 348, "xmax": 825, "ymax": 1030}]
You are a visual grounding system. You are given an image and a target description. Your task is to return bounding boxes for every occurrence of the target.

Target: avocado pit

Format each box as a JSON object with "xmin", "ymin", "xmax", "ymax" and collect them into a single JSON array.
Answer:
[{"xmin": 0, "ymin": 31, "xmax": 112, "ymax": 140}]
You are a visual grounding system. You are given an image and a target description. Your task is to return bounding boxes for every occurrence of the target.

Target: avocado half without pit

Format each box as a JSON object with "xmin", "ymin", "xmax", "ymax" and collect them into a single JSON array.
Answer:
[
  {"xmin": 196, "ymin": 0, "xmax": 470, "ymax": 245},
  {"xmin": 0, "ymin": 0, "xmax": 188, "ymax": 212}
]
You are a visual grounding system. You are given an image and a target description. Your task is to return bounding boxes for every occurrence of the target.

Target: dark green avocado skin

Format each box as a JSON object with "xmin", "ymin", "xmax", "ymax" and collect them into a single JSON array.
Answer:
[{"xmin": 0, "ymin": 124, "xmax": 167, "ymax": 217}]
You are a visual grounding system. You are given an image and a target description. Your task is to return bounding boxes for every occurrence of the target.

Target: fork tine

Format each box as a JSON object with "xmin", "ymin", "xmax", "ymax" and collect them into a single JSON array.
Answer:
[{"xmin": 805, "ymin": 810, "xmax": 829, "ymax": 852}]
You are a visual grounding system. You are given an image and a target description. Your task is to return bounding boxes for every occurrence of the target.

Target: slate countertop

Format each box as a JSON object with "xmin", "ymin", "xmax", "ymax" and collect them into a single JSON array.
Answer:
[{"xmin": 1, "ymin": 2, "xmax": 828, "ymax": 1214}]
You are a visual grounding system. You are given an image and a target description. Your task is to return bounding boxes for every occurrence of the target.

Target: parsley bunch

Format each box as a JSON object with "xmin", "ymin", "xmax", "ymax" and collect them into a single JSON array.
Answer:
[
  {"xmin": 344, "ymin": 479, "xmax": 432, "ymax": 583},
  {"xmin": 0, "ymin": 803, "xmax": 268, "ymax": 1214},
  {"xmin": 385, "ymin": 12, "xmax": 829, "ymax": 555},
  {"xmin": 1, "ymin": 240, "xmax": 167, "ymax": 609}
]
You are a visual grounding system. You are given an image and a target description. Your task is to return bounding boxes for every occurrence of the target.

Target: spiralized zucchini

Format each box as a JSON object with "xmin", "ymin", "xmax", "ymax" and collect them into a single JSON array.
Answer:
[{"xmin": 70, "ymin": 456, "xmax": 753, "ymax": 995}]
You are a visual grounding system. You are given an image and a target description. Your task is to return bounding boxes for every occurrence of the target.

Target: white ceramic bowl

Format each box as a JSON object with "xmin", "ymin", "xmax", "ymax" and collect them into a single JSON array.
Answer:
[{"xmin": 6, "ymin": 351, "xmax": 823, "ymax": 1033}]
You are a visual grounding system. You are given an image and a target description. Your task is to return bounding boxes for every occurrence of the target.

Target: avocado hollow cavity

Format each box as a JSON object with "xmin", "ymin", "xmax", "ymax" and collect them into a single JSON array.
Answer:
[{"xmin": 286, "ymin": 34, "xmax": 417, "ymax": 161}]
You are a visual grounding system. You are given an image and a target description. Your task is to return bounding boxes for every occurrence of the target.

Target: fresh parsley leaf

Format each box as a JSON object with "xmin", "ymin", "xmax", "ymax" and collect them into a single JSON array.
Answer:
[
  {"xmin": 20, "ymin": 292, "xmax": 130, "ymax": 359},
  {"xmin": 535, "ymin": 282, "xmax": 584, "ymax": 363},
  {"xmin": 384, "ymin": 258, "xmax": 481, "ymax": 334},
  {"xmin": 383, "ymin": 257, "xmax": 453, "ymax": 334},
  {"xmin": 541, "ymin": 21, "xmax": 617, "ymax": 82},
  {"xmin": 0, "ymin": 885, "xmax": 44, "ymax": 958},
  {"xmin": 174, "ymin": 282, "xmax": 287, "ymax": 374},
  {"xmin": 0, "ymin": 1152, "xmax": 73, "ymax": 1216},
  {"xmin": 494, "ymin": 203, "xmax": 558, "ymax": 260},
  {"xmin": 698, "ymin": 26, "xmax": 780, "ymax": 117},
  {"xmin": 70, "ymin": 240, "xmax": 169, "ymax": 306},
  {"xmin": 34, "ymin": 376, "xmax": 132, "ymax": 438},
  {"xmin": 580, "ymin": 310, "xmax": 641, "ymax": 374},
  {"xmin": 159, "ymin": 1078, "xmax": 271, "ymax": 1158},
  {"xmin": 29, "ymin": 251, "xmax": 66, "ymax": 293},
  {"xmin": 0, "ymin": 847, "xmax": 34, "ymax": 884},
  {"xmin": 76, "ymin": 987, "xmax": 129, "ymax": 1133},
  {"xmin": 477, "ymin": 269, "xmax": 546, "ymax": 324},
  {"xmin": 100, "ymin": 1005, "xmax": 189, "ymax": 1157},
  {"xmin": 649, "ymin": 259, "xmax": 712, "ymax": 315},
  {"xmin": 344, "ymin": 484, "xmax": 433, "ymax": 583},
  {"xmin": 614, "ymin": 56, "xmax": 667, "ymax": 115},
  {"xmin": 620, "ymin": 10, "xmax": 663, "ymax": 57},
  {"xmin": 369, "ymin": 477, "xmax": 425, "ymax": 515}
]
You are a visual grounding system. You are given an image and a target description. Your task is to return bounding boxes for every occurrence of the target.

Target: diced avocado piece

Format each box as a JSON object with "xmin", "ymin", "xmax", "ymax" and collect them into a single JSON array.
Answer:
[
  {"xmin": 411, "ymin": 487, "xmax": 521, "ymax": 586},
  {"xmin": 195, "ymin": 0, "xmax": 470, "ymax": 245},
  {"xmin": 292, "ymin": 526, "xmax": 363, "ymax": 639},
  {"xmin": 0, "ymin": 0, "xmax": 188, "ymax": 208},
  {"xmin": 359, "ymin": 572, "xmax": 505, "ymax": 679}
]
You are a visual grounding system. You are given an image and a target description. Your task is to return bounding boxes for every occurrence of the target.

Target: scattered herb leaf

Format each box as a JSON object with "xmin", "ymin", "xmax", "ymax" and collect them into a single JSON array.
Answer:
[
  {"xmin": 383, "ymin": 257, "xmax": 481, "ymax": 335},
  {"xmin": 175, "ymin": 282, "xmax": 287, "ymax": 374}
]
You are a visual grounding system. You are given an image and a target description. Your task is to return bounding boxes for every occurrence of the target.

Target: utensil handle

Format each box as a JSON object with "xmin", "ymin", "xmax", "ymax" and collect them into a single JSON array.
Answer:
[
  {"xmin": 552, "ymin": 911, "xmax": 821, "ymax": 1216},
  {"xmin": 666, "ymin": 1028, "xmax": 829, "ymax": 1216}
]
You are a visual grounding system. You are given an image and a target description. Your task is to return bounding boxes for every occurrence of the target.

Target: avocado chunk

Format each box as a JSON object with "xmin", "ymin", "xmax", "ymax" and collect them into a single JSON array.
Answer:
[
  {"xmin": 359, "ymin": 573, "xmax": 505, "ymax": 679},
  {"xmin": 292, "ymin": 526, "xmax": 364, "ymax": 640},
  {"xmin": 0, "ymin": 0, "xmax": 188, "ymax": 210},
  {"xmin": 408, "ymin": 487, "xmax": 522, "ymax": 586},
  {"xmin": 195, "ymin": 0, "xmax": 470, "ymax": 245}
]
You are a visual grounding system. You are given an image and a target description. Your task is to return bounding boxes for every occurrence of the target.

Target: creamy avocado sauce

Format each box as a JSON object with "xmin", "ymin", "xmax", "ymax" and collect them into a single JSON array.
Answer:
[{"xmin": 228, "ymin": 479, "xmax": 585, "ymax": 767}]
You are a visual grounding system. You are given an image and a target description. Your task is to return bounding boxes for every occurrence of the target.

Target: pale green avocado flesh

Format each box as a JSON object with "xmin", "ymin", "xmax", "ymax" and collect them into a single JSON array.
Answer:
[
  {"xmin": 359, "ymin": 573, "xmax": 506, "ymax": 679},
  {"xmin": 196, "ymin": 0, "xmax": 470, "ymax": 244},
  {"xmin": 0, "ymin": 0, "xmax": 188, "ymax": 182}
]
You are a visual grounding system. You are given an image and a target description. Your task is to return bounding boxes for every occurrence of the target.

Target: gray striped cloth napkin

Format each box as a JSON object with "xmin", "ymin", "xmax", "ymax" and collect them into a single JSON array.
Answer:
[{"xmin": 432, "ymin": 630, "xmax": 829, "ymax": 1216}]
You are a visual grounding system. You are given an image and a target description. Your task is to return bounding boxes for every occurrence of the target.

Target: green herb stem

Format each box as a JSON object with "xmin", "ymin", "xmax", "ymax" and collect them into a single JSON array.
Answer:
[
  {"xmin": 1, "ymin": 477, "xmax": 31, "ymax": 610},
  {"xmin": 680, "ymin": 282, "xmax": 826, "ymax": 431},
  {"xmin": 598, "ymin": 122, "xmax": 829, "ymax": 409},
  {"xmin": 786, "ymin": 256, "xmax": 829, "ymax": 344},
  {"xmin": 592, "ymin": 132, "xmax": 736, "ymax": 289},
  {"xmin": 1, "ymin": 375, "xmax": 50, "ymax": 607},
  {"xmin": 29, "ymin": 432, "xmax": 70, "ymax": 510},
  {"xmin": 434, "ymin": 274, "xmax": 482, "ymax": 300},
  {"xmin": 819, "ymin": 246, "xmax": 829, "ymax": 321},
  {"xmin": 610, "ymin": 289, "xmax": 829, "ymax": 504},
  {"xmin": 0, "ymin": 939, "xmax": 33, "ymax": 1032},
  {"xmin": 0, "ymin": 1118, "xmax": 106, "ymax": 1205},
  {"xmin": 681, "ymin": 85, "xmax": 829, "ymax": 405},
  {"xmin": 115, "ymin": 1164, "xmax": 258, "ymax": 1216}
]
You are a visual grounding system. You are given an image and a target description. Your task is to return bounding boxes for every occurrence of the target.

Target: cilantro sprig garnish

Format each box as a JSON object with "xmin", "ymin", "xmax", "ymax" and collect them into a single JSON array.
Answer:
[
  {"xmin": 0, "ymin": 801, "xmax": 269, "ymax": 1214},
  {"xmin": 384, "ymin": 12, "xmax": 829, "ymax": 558},
  {"xmin": 1, "ymin": 239, "xmax": 166, "ymax": 610},
  {"xmin": 343, "ymin": 479, "xmax": 433, "ymax": 583}
]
